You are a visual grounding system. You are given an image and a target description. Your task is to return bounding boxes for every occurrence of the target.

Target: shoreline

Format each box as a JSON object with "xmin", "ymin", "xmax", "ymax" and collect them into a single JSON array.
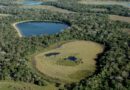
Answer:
[
  {"xmin": 12, "ymin": 22, "xmax": 23, "ymax": 37},
  {"xmin": 12, "ymin": 20, "xmax": 37, "ymax": 37},
  {"xmin": 12, "ymin": 20, "xmax": 71, "ymax": 38}
]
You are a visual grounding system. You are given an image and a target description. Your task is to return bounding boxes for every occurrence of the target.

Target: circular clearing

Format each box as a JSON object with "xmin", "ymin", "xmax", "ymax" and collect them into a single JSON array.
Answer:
[{"xmin": 34, "ymin": 41, "xmax": 104, "ymax": 82}]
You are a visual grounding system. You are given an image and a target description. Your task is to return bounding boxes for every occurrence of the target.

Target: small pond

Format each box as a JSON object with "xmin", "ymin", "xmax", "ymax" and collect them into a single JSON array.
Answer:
[
  {"xmin": 16, "ymin": 21, "xmax": 69, "ymax": 37},
  {"xmin": 65, "ymin": 56, "xmax": 78, "ymax": 61}
]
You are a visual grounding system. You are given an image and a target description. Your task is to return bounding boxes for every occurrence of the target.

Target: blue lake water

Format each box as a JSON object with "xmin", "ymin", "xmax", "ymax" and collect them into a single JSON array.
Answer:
[
  {"xmin": 16, "ymin": 21, "xmax": 69, "ymax": 37},
  {"xmin": 20, "ymin": 0, "xmax": 43, "ymax": 5},
  {"xmin": 128, "ymin": 4, "xmax": 130, "ymax": 6}
]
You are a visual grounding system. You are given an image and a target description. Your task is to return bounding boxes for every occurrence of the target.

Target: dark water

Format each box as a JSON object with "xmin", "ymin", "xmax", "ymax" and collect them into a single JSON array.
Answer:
[
  {"xmin": 16, "ymin": 21, "xmax": 69, "ymax": 37},
  {"xmin": 66, "ymin": 56, "xmax": 77, "ymax": 61},
  {"xmin": 45, "ymin": 52, "xmax": 60, "ymax": 57},
  {"xmin": 20, "ymin": 0, "xmax": 43, "ymax": 5}
]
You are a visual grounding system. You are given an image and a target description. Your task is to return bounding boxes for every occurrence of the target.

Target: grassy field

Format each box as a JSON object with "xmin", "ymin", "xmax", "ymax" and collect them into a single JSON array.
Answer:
[
  {"xmin": 90, "ymin": 8, "xmax": 107, "ymax": 12},
  {"xmin": 123, "ymin": 28, "xmax": 130, "ymax": 34},
  {"xmin": 19, "ymin": 5, "xmax": 74, "ymax": 13},
  {"xmin": 109, "ymin": 15, "xmax": 130, "ymax": 23},
  {"xmin": 109, "ymin": 15, "xmax": 130, "ymax": 34},
  {"xmin": 0, "ymin": 81, "xmax": 57, "ymax": 90},
  {"xmin": 34, "ymin": 41, "xmax": 104, "ymax": 82},
  {"xmin": 16, "ymin": 0, "xmax": 73, "ymax": 13},
  {"xmin": 0, "ymin": 14, "xmax": 11, "ymax": 17},
  {"xmin": 78, "ymin": 0, "xmax": 130, "ymax": 8}
]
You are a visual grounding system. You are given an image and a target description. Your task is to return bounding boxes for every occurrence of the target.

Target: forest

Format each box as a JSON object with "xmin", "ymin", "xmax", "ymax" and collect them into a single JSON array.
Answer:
[{"xmin": 0, "ymin": 0, "xmax": 130, "ymax": 90}]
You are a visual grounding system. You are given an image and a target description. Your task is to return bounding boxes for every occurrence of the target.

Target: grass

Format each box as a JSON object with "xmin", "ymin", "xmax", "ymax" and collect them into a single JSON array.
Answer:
[
  {"xmin": 0, "ymin": 14, "xmax": 11, "ymax": 17},
  {"xmin": 78, "ymin": 0, "xmax": 130, "ymax": 8},
  {"xmin": 90, "ymin": 8, "xmax": 107, "ymax": 12},
  {"xmin": 0, "ymin": 81, "xmax": 57, "ymax": 90},
  {"xmin": 123, "ymin": 28, "xmax": 130, "ymax": 34},
  {"xmin": 69, "ymin": 70, "xmax": 93, "ymax": 80},
  {"xmin": 109, "ymin": 15, "xmax": 130, "ymax": 23},
  {"xmin": 7, "ymin": 42, "xmax": 71, "ymax": 90},
  {"xmin": 34, "ymin": 40, "xmax": 104, "ymax": 82},
  {"xmin": 20, "ymin": 5, "xmax": 74, "ymax": 13},
  {"xmin": 16, "ymin": 0, "xmax": 73, "ymax": 13},
  {"xmin": 56, "ymin": 56, "xmax": 81, "ymax": 66},
  {"xmin": 109, "ymin": 15, "xmax": 130, "ymax": 34}
]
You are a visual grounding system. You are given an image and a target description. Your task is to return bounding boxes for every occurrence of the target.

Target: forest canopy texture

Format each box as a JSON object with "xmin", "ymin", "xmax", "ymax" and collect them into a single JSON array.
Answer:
[{"xmin": 0, "ymin": 0, "xmax": 130, "ymax": 90}]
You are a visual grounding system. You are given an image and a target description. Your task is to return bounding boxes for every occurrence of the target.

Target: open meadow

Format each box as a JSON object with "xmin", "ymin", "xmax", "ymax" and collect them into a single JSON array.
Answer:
[
  {"xmin": 109, "ymin": 15, "xmax": 130, "ymax": 34},
  {"xmin": 78, "ymin": 0, "xmax": 130, "ymax": 8},
  {"xmin": 34, "ymin": 41, "xmax": 104, "ymax": 82},
  {"xmin": 0, "ymin": 81, "xmax": 57, "ymax": 90},
  {"xmin": 109, "ymin": 15, "xmax": 130, "ymax": 23},
  {"xmin": 19, "ymin": 5, "xmax": 74, "ymax": 13}
]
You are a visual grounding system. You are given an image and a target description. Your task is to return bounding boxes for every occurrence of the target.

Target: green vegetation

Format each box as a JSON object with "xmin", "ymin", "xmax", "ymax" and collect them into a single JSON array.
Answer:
[
  {"xmin": 34, "ymin": 41, "xmax": 103, "ymax": 82},
  {"xmin": 0, "ymin": 0, "xmax": 130, "ymax": 90},
  {"xmin": 109, "ymin": 15, "xmax": 130, "ymax": 23},
  {"xmin": 19, "ymin": 5, "xmax": 74, "ymax": 13},
  {"xmin": 0, "ymin": 81, "xmax": 57, "ymax": 90},
  {"xmin": 109, "ymin": 15, "xmax": 130, "ymax": 34},
  {"xmin": 78, "ymin": 0, "xmax": 130, "ymax": 8},
  {"xmin": 56, "ymin": 55, "xmax": 82, "ymax": 66},
  {"xmin": 45, "ymin": 0, "xmax": 130, "ymax": 16}
]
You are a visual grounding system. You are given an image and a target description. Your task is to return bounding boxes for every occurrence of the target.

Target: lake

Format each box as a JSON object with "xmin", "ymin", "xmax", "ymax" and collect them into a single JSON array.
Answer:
[
  {"xmin": 16, "ymin": 21, "xmax": 69, "ymax": 37},
  {"xmin": 20, "ymin": 0, "xmax": 43, "ymax": 5}
]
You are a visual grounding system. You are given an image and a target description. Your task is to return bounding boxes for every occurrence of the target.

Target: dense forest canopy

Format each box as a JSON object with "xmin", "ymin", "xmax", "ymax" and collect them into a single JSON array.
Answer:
[{"xmin": 0, "ymin": 0, "xmax": 130, "ymax": 90}]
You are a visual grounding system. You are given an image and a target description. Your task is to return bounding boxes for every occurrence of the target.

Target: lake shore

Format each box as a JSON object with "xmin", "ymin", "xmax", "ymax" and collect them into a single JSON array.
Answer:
[
  {"xmin": 12, "ymin": 20, "xmax": 38, "ymax": 37},
  {"xmin": 12, "ymin": 20, "xmax": 70, "ymax": 37},
  {"xmin": 12, "ymin": 22, "xmax": 23, "ymax": 37}
]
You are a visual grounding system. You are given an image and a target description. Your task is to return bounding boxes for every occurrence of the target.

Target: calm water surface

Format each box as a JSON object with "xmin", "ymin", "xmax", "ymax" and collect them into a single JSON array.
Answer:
[{"xmin": 16, "ymin": 21, "xmax": 69, "ymax": 37}]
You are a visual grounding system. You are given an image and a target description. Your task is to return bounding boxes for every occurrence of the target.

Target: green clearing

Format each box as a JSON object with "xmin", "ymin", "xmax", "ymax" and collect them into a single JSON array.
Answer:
[
  {"xmin": 109, "ymin": 15, "xmax": 130, "ymax": 34},
  {"xmin": 19, "ymin": 5, "xmax": 74, "ymax": 13},
  {"xmin": 78, "ymin": 0, "xmax": 130, "ymax": 8},
  {"xmin": 34, "ymin": 41, "xmax": 104, "ymax": 82},
  {"xmin": 16, "ymin": 0, "xmax": 73, "ymax": 13},
  {"xmin": 0, "ymin": 81, "xmax": 57, "ymax": 90},
  {"xmin": 0, "ymin": 14, "xmax": 11, "ymax": 17},
  {"xmin": 56, "ymin": 56, "xmax": 82, "ymax": 66},
  {"xmin": 109, "ymin": 15, "xmax": 130, "ymax": 23},
  {"xmin": 123, "ymin": 28, "xmax": 130, "ymax": 34}
]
